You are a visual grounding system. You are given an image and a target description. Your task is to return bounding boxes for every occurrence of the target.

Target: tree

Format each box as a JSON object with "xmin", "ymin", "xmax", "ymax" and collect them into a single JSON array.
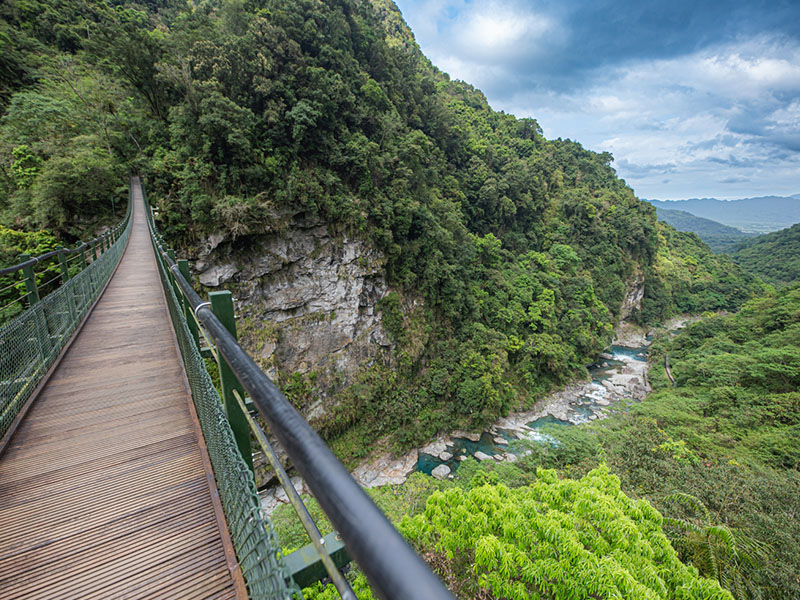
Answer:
[{"xmin": 401, "ymin": 465, "xmax": 732, "ymax": 600}]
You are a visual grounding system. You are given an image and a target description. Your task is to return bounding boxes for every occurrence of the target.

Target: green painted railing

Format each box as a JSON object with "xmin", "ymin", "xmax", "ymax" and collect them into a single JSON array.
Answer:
[
  {"xmin": 142, "ymin": 178, "xmax": 296, "ymax": 600},
  {"xmin": 0, "ymin": 188, "xmax": 132, "ymax": 447}
]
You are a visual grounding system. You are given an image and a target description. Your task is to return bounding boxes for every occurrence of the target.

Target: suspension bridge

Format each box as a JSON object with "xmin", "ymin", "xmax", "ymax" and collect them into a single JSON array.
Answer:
[{"xmin": 0, "ymin": 178, "xmax": 453, "ymax": 600}]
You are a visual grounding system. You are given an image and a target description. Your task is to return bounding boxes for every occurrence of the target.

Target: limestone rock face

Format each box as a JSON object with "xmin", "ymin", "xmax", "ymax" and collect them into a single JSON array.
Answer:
[
  {"xmin": 351, "ymin": 450, "xmax": 419, "ymax": 488},
  {"xmin": 194, "ymin": 211, "xmax": 398, "ymax": 413},
  {"xmin": 620, "ymin": 268, "xmax": 645, "ymax": 320}
]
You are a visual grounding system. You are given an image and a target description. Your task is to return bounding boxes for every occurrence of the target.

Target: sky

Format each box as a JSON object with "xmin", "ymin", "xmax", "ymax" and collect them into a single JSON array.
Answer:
[{"xmin": 393, "ymin": 0, "xmax": 800, "ymax": 200}]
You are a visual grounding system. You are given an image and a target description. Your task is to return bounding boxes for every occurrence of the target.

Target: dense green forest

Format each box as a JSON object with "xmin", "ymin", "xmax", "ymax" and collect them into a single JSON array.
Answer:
[
  {"xmin": 1, "ymin": 0, "xmax": 794, "ymax": 598},
  {"xmin": 655, "ymin": 207, "xmax": 753, "ymax": 253},
  {"xmin": 730, "ymin": 223, "xmax": 800, "ymax": 285}
]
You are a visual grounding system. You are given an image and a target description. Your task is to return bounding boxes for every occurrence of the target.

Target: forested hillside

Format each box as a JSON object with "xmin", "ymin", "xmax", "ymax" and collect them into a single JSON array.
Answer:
[
  {"xmin": 730, "ymin": 223, "xmax": 800, "ymax": 285},
  {"xmin": 655, "ymin": 207, "xmax": 752, "ymax": 253},
  {"xmin": 0, "ymin": 0, "xmax": 764, "ymax": 456},
  {"xmin": 517, "ymin": 285, "xmax": 800, "ymax": 598}
]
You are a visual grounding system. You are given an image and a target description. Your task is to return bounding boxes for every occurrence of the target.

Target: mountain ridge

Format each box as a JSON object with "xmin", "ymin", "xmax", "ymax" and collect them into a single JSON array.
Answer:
[
  {"xmin": 655, "ymin": 207, "xmax": 754, "ymax": 253},
  {"xmin": 645, "ymin": 195, "xmax": 800, "ymax": 233}
]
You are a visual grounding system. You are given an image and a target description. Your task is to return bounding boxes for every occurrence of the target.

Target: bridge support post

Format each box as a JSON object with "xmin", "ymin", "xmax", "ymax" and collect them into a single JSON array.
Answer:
[
  {"xmin": 19, "ymin": 254, "xmax": 40, "ymax": 306},
  {"xmin": 56, "ymin": 247, "xmax": 70, "ymax": 284},
  {"xmin": 19, "ymin": 253, "xmax": 52, "ymax": 362},
  {"xmin": 177, "ymin": 259, "xmax": 200, "ymax": 350},
  {"xmin": 57, "ymin": 247, "xmax": 77, "ymax": 323},
  {"xmin": 210, "ymin": 291, "xmax": 254, "ymax": 473}
]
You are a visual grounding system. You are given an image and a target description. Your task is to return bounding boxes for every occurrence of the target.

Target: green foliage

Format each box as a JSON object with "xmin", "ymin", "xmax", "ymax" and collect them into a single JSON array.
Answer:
[
  {"xmin": 730, "ymin": 223, "xmax": 800, "ymax": 286},
  {"xmin": 0, "ymin": 224, "xmax": 58, "ymax": 320},
  {"xmin": 655, "ymin": 207, "xmax": 753, "ymax": 253},
  {"xmin": 28, "ymin": 137, "xmax": 123, "ymax": 233},
  {"xmin": 507, "ymin": 287, "xmax": 800, "ymax": 598},
  {"xmin": 401, "ymin": 465, "xmax": 731, "ymax": 599},
  {"xmin": 639, "ymin": 224, "xmax": 764, "ymax": 324},
  {"xmin": 661, "ymin": 493, "xmax": 768, "ymax": 600},
  {"xmin": 302, "ymin": 572, "xmax": 375, "ymax": 600}
]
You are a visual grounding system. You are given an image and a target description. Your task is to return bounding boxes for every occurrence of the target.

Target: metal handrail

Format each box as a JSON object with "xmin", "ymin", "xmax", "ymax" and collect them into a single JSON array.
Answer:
[
  {"xmin": 145, "ymin": 186, "xmax": 454, "ymax": 600},
  {"xmin": 0, "ymin": 217, "xmax": 129, "ymax": 277}
]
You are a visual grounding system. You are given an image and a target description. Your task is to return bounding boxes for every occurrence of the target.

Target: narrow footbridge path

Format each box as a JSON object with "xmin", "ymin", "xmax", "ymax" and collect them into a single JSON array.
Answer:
[{"xmin": 0, "ymin": 180, "xmax": 247, "ymax": 599}]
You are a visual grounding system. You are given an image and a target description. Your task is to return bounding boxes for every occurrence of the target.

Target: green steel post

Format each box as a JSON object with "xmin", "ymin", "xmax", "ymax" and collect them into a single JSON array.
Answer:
[
  {"xmin": 56, "ymin": 247, "xmax": 70, "ymax": 283},
  {"xmin": 178, "ymin": 259, "xmax": 201, "ymax": 350},
  {"xmin": 210, "ymin": 291, "xmax": 254, "ymax": 472},
  {"xmin": 92, "ymin": 240, "xmax": 98, "ymax": 260},
  {"xmin": 20, "ymin": 253, "xmax": 51, "ymax": 359},
  {"xmin": 19, "ymin": 254, "xmax": 40, "ymax": 305},
  {"xmin": 57, "ymin": 246, "xmax": 77, "ymax": 321},
  {"xmin": 166, "ymin": 249, "xmax": 179, "ymax": 299},
  {"xmin": 81, "ymin": 245, "xmax": 89, "ymax": 268}
]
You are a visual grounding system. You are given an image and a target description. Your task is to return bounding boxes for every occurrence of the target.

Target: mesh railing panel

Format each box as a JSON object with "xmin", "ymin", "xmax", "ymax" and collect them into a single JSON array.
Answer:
[
  {"xmin": 145, "ymin": 189, "xmax": 295, "ymax": 600},
  {"xmin": 0, "ymin": 207, "xmax": 131, "ymax": 441}
]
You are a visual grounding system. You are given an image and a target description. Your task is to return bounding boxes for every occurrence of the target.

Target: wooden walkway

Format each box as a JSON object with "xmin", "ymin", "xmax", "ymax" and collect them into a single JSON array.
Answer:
[{"xmin": 0, "ymin": 180, "xmax": 247, "ymax": 599}]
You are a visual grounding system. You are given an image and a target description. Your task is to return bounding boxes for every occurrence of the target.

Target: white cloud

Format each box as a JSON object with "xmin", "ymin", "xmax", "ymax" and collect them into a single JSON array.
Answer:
[
  {"xmin": 395, "ymin": 1, "xmax": 800, "ymax": 198},
  {"xmin": 495, "ymin": 37, "xmax": 800, "ymax": 198},
  {"xmin": 397, "ymin": 0, "xmax": 563, "ymax": 69},
  {"xmin": 456, "ymin": 6, "xmax": 558, "ymax": 62}
]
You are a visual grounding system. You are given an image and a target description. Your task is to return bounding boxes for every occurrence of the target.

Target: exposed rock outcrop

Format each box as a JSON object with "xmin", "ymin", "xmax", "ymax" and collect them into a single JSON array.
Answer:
[
  {"xmin": 620, "ymin": 267, "xmax": 645, "ymax": 320},
  {"xmin": 193, "ymin": 211, "xmax": 396, "ymax": 416}
]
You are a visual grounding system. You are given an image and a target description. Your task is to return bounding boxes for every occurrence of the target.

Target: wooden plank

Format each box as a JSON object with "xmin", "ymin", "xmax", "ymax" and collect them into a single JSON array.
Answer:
[{"xmin": 0, "ymin": 179, "xmax": 247, "ymax": 599}]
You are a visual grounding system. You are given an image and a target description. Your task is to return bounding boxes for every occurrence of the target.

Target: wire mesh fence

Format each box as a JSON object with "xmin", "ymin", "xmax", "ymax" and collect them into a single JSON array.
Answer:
[
  {"xmin": 143, "ymin": 181, "xmax": 296, "ymax": 600},
  {"xmin": 0, "ymin": 200, "xmax": 132, "ymax": 442}
]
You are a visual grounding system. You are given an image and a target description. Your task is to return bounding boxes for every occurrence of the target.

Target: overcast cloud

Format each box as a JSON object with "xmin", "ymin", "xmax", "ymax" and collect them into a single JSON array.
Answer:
[{"xmin": 394, "ymin": 0, "xmax": 800, "ymax": 199}]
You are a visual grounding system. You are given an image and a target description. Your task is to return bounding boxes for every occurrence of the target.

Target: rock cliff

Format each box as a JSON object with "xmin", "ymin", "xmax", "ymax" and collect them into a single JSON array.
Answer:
[{"xmin": 192, "ymin": 211, "xmax": 393, "ymax": 417}]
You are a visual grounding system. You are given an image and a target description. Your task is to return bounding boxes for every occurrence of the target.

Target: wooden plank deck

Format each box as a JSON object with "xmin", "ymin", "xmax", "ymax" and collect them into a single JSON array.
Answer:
[{"xmin": 0, "ymin": 179, "xmax": 248, "ymax": 599}]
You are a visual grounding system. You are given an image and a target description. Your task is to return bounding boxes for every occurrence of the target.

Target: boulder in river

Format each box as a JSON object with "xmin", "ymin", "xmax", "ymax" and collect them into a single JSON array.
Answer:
[
  {"xmin": 431, "ymin": 464, "xmax": 451, "ymax": 480},
  {"xmin": 474, "ymin": 451, "xmax": 493, "ymax": 461},
  {"xmin": 452, "ymin": 430, "xmax": 481, "ymax": 442},
  {"xmin": 494, "ymin": 436, "xmax": 508, "ymax": 445},
  {"xmin": 438, "ymin": 451, "xmax": 453, "ymax": 461}
]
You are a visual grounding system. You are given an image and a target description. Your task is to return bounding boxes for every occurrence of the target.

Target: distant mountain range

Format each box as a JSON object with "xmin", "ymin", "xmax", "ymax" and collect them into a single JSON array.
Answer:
[
  {"xmin": 655, "ymin": 208, "xmax": 755, "ymax": 253},
  {"xmin": 645, "ymin": 195, "xmax": 800, "ymax": 234}
]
